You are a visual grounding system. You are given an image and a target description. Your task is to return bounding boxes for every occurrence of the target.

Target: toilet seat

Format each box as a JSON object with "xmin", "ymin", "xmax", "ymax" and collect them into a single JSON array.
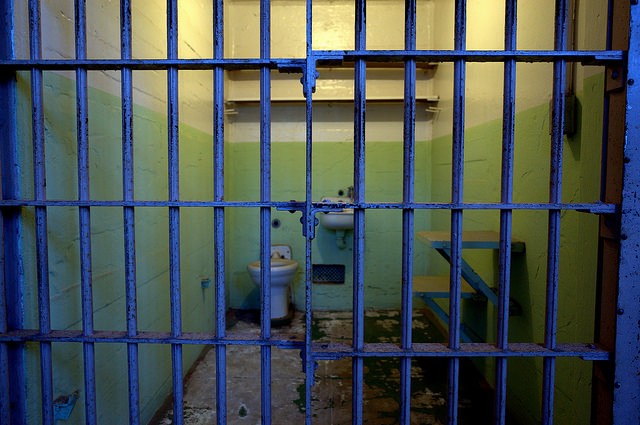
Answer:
[{"xmin": 247, "ymin": 247, "xmax": 298, "ymax": 320}]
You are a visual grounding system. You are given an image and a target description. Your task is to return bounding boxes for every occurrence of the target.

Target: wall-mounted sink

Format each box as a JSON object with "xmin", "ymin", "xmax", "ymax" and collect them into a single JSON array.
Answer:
[{"xmin": 318, "ymin": 197, "xmax": 354, "ymax": 231}]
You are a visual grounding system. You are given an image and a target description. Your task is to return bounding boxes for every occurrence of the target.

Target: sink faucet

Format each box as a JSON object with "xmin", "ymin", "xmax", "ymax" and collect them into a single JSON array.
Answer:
[{"xmin": 347, "ymin": 186, "xmax": 354, "ymax": 200}]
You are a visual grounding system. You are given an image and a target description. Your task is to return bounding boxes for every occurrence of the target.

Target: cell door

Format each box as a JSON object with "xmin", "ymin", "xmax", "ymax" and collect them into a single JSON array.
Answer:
[{"xmin": 0, "ymin": 1, "xmax": 639, "ymax": 424}]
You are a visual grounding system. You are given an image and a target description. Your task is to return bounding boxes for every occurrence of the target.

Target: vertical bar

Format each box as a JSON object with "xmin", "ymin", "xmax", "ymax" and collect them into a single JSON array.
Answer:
[
  {"xmin": 352, "ymin": 0, "xmax": 366, "ymax": 423},
  {"xmin": 0, "ymin": 214, "xmax": 8, "ymax": 424},
  {"xmin": 28, "ymin": 1, "xmax": 54, "ymax": 423},
  {"xmin": 304, "ymin": 0, "xmax": 314, "ymax": 423},
  {"xmin": 0, "ymin": 1, "xmax": 26, "ymax": 422},
  {"xmin": 74, "ymin": 1, "xmax": 97, "ymax": 423},
  {"xmin": 259, "ymin": 0, "xmax": 272, "ymax": 422},
  {"xmin": 542, "ymin": 1, "xmax": 568, "ymax": 423},
  {"xmin": 494, "ymin": 2, "xmax": 517, "ymax": 424},
  {"xmin": 167, "ymin": 1, "xmax": 184, "ymax": 423},
  {"xmin": 120, "ymin": 1, "xmax": 140, "ymax": 423},
  {"xmin": 0, "ymin": 220, "xmax": 8, "ymax": 425},
  {"xmin": 448, "ymin": 1, "xmax": 466, "ymax": 424},
  {"xmin": 213, "ymin": 0, "xmax": 227, "ymax": 423},
  {"xmin": 400, "ymin": 0, "xmax": 417, "ymax": 424},
  {"xmin": 614, "ymin": 2, "xmax": 640, "ymax": 424},
  {"xmin": 0, "ymin": 2, "xmax": 8, "ymax": 416}
]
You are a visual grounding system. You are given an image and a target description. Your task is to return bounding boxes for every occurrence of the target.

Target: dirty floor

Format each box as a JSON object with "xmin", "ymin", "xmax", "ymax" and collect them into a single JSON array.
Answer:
[{"xmin": 154, "ymin": 310, "xmax": 495, "ymax": 424}]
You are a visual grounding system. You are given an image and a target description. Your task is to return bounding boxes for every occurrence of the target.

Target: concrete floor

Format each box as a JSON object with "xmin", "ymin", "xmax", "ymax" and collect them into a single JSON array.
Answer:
[{"xmin": 154, "ymin": 310, "xmax": 494, "ymax": 424}]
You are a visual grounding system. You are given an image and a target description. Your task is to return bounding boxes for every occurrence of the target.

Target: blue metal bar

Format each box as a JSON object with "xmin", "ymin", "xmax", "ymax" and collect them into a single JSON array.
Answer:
[
  {"xmin": 495, "ymin": 1, "xmax": 517, "ymax": 423},
  {"xmin": 0, "ymin": 199, "xmax": 618, "ymax": 214},
  {"xmin": 599, "ymin": 0, "xmax": 614, "ymax": 206},
  {"xmin": 313, "ymin": 49, "xmax": 623, "ymax": 63},
  {"xmin": 0, "ymin": 219, "xmax": 8, "ymax": 424},
  {"xmin": 310, "ymin": 342, "xmax": 609, "ymax": 360},
  {"xmin": 542, "ymin": 1, "xmax": 568, "ymax": 423},
  {"xmin": 0, "ymin": 50, "xmax": 624, "ymax": 70},
  {"xmin": 614, "ymin": 2, "xmax": 640, "ymax": 423},
  {"xmin": 304, "ymin": 0, "xmax": 315, "ymax": 422},
  {"xmin": 167, "ymin": 1, "xmax": 184, "ymax": 423},
  {"xmin": 120, "ymin": 1, "xmax": 140, "ymax": 423},
  {"xmin": 0, "ymin": 330, "xmax": 609, "ymax": 358},
  {"xmin": 74, "ymin": 1, "xmax": 97, "ymax": 423},
  {"xmin": 0, "ymin": 58, "xmax": 302, "ymax": 70},
  {"xmin": 0, "ymin": 318, "xmax": 7, "ymax": 425},
  {"xmin": 213, "ymin": 0, "xmax": 227, "ymax": 423},
  {"xmin": 448, "ymin": 1, "xmax": 467, "ymax": 423},
  {"xmin": 0, "ymin": 1, "xmax": 26, "ymax": 422},
  {"xmin": 28, "ymin": 1, "xmax": 54, "ymax": 423},
  {"xmin": 259, "ymin": 0, "xmax": 272, "ymax": 423},
  {"xmin": 352, "ymin": 0, "xmax": 366, "ymax": 423},
  {"xmin": 400, "ymin": 0, "xmax": 417, "ymax": 423},
  {"xmin": 0, "ymin": 67, "xmax": 8, "ymax": 425},
  {"xmin": 0, "ymin": 331, "xmax": 301, "ymax": 346}
]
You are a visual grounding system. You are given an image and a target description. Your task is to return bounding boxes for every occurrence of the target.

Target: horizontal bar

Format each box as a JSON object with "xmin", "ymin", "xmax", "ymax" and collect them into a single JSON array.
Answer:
[
  {"xmin": 0, "ymin": 331, "xmax": 608, "ymax": 360},
  {"xmin": 0, "ymin": 49, "xmax": 623, "ymax": 70},
  {"xmin": 314, "ymin": 49, "xmax": 623, "ymax": 64},
  {"xmin": 0, "ymin": 58, "xmax": 305, "ymax": 70},
  {"xmin": 0, "ymin": 200, "xmax": 618, "ymax": 213},
  {"xmin": 0, "ymin": 330, "xmax": 305, "ymax": 347},
  {"xmin": 311, "ymin": 342, "xmax": 609, "ymax": 361}
]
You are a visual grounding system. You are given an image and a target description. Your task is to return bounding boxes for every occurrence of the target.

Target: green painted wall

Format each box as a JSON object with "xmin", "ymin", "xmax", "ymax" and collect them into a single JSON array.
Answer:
[
  {"xmin": 13, "ymin": 68, "xmax": 605, "ymax": 424},
  {"xmin": 429, "ymin": 73, "xmax": 604, "ymax": 425},
  {"xmin": 225, "ymin": 139, "xmax": 432, "ymax": 311},
  {"xmin": 16, "ymin": 72, "xmax": 216, "ymax": 424}
]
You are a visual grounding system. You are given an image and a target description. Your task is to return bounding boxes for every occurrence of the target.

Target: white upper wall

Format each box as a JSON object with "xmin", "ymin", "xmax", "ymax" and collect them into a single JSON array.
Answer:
[
  {"xmin": 13, "ymin": 1, "xmax": 607, "ymax": 140},
  {"xmin": 34, "ymin": 2, "xmax": 609, "ymax": 142},
  {"xmin": 14, "ymin": 0, "xmax": 216, "ymax": 134},
  {"xmin": 226, "ymin": 0, "xmax": 434, "ymax": 57},
  {"xmin": 14, "ymin": 0, "xmax": 437, "ymax": 142},
  {"xmin": 431, "ymin": 0, "xmax": 608, "ymax": 138},
  {"xmin": 226, "ymin": 0, "xmax": 436, "ymax": 142}
]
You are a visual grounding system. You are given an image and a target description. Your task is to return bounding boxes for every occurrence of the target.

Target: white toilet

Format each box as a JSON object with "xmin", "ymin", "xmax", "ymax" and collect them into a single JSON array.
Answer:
[{"xmin": 246, "ymin": 244, "xmax": 298, "ymax": 320}]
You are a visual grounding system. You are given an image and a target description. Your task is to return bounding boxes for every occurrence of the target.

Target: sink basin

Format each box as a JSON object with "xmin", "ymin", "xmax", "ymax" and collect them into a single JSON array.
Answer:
[{"xmin": 318, "ymin": 197, "xmax": 354, "ymax": 230}]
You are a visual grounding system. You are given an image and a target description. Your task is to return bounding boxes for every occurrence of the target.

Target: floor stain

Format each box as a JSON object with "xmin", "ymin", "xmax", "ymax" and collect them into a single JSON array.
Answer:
[{"xmin": 154, "ymin": 310, "xmax": 496, "ymax": 424}]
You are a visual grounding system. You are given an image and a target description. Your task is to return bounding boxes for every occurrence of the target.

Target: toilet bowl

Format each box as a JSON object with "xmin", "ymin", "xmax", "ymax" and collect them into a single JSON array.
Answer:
[{"xmin": 247, "ymin": 245, "xmax": 298, "ymax": 320}]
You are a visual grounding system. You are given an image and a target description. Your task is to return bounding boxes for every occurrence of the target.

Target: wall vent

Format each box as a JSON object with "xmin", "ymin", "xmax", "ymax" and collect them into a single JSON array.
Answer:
[{"xmin": 312, "ymin": 264, "xmax": 345, "ymax": 284}]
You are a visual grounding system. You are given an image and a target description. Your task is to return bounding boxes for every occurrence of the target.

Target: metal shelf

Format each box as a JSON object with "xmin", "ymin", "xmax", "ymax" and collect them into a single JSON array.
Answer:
[{"xmin": 225, "ymin": 95, "xmax": 440, "ymax": 104}]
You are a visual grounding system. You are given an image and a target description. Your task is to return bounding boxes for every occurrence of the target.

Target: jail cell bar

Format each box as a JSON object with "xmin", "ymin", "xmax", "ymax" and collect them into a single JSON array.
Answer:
[{"xmin": 0, "ymin": 1, "xmax": 637, "ymax": 425}]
